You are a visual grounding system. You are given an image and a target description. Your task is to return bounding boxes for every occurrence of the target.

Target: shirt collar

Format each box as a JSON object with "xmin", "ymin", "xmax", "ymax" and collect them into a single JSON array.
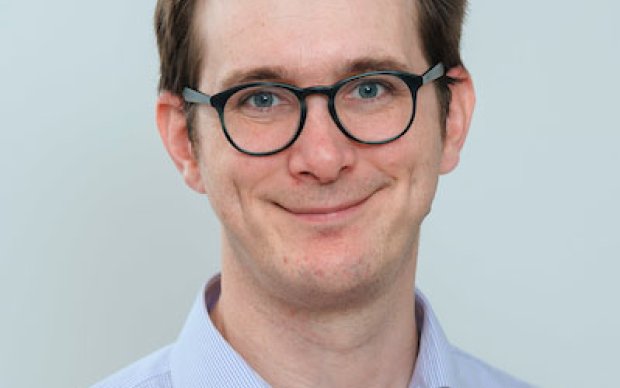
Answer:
[
  {"xmin": 170, "ymin": 275, "xmax": 458, "ymax": 388},
  {"xmin": 409, "ymin": 291, "xmax": 458, "ymax": 388},
  {"xmin": 170, "ymin": 275, "xmax": 269, "ymax": 387}
]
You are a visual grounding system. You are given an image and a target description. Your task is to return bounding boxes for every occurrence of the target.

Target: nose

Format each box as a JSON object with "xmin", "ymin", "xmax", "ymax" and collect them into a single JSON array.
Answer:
[{"xmin": 287, "ymin": 95, "xmax": 356, "ymax": 184}]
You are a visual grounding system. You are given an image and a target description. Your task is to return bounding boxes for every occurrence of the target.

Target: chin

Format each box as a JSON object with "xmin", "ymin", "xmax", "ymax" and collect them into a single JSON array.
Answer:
[{"xmin": 263, "ymin": 243, "xmax": 408, "ymax": 313}]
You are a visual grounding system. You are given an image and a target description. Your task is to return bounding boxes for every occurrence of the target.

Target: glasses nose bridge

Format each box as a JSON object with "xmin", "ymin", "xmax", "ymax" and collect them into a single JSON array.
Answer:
[
  {"xmin": 298, "ymin": 84, "xmax": 338, "ymax": 114},
  {"xmin": 298, "ymin": 85, "xmax": 335, "ymax": 107},
  {"xmin": 300, "ymin": 85, "xmax": 333, "ymax": 98},
  {"xmin": 296, "ymin": 84, "xmax": 341, "ymax": 135}
]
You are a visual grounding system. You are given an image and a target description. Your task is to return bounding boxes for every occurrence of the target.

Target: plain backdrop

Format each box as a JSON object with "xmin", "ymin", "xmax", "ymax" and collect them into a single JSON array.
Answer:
[{"xmin": 1, "ymin": 1, "xmax": 619, "ymax": 387}]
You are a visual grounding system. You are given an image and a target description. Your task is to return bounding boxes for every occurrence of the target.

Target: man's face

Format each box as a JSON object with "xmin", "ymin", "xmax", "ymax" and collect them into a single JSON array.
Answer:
[{"xmin": 191, "ymin": 0, "xmax": 453, "ymax": 307}]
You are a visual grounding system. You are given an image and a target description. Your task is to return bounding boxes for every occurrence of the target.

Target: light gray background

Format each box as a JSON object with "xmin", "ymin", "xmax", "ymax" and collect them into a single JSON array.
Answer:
[{"xmin": 1, "ymin": 1, "xmax": 618, "ymax": 387}]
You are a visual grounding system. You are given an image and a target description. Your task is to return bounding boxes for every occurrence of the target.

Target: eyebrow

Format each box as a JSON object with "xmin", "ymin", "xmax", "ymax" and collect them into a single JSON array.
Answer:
[
  {"xmin": 341, "ymin": 57, "xmax": 411, "ymax": 75},
  {"xmin": 219, "ymin": 67, "xmax": 291, "ymax": 90},
  {"xmin": 217, "ymin": 56, "xmax": 413, "ymax": 91}
]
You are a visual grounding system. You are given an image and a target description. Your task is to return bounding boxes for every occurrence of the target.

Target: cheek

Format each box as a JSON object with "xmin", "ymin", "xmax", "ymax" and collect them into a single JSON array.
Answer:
[
  {"xmin": 194, "ymin": 112, "xmax": 244, "ymax": 223},
  {"xmin": 196, "ymin": 127, "xmax": 280, "ymax": 229},
  {"xmin": 408, "ymin": 95, "xmax": 445, "ymax": 175},
  {"xmin": 368, "ymin": 103, "xmax": 444, "ymax": 218},
  {"xmin": 373, "ymin": 125, "xmax": 443, "ymax": 183},
  {"xmin": 194, "ymin": 108, "xmax": 222, "ymax": 149}
]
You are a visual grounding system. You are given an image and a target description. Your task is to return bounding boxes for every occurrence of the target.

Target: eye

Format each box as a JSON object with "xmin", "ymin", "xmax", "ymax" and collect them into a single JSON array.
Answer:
[
  {"xmin": 356, "ymin": 82, "xmax": 383, "ymax": 99},
  {"xmin": 247, "ymin": 91, "xmax": 281, "ymax": 108},
  {"xmin": 230, "ymin": 86, "xmax": 298, "ymax": 119}
]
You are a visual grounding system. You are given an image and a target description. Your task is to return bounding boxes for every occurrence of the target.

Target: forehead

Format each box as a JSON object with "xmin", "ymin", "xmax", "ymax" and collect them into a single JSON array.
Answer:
[{"xmin": 196, "ymin": 0, "xmax": 425, "ymax": 90}]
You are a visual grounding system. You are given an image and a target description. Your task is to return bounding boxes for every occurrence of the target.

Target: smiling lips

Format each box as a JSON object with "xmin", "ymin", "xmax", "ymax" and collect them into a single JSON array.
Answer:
[{"xmin": 278, "ymin": 194, "xmax": 374, "ymax": 223}]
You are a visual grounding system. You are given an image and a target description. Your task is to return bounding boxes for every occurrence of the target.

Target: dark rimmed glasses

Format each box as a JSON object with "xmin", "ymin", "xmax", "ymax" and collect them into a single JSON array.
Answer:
[{"xmin": 182, "ymin": 63, "xmax": 445, "ymax": 156}]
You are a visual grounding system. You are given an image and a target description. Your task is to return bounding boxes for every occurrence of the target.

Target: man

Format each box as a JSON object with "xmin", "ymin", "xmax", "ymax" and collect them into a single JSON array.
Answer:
[{"xmin": 94, "ymin": 0, "xmax": 531, "ymax": 387}]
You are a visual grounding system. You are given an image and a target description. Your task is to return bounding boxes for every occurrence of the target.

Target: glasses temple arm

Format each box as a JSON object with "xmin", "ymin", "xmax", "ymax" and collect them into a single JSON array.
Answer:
[
  {"xmin": 422, "ymin": 63, "xmax": 445, "ymax": 84},
  {"xmin": 182, "ymin": 87, "xmax": 212, "ymax": 105}
]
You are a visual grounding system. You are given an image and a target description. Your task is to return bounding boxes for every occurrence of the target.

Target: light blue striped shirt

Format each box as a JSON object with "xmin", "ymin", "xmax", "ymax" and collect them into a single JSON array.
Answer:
[{"xmin": 92, "ymin": 275, "xmax": 532, "ymax": 388}]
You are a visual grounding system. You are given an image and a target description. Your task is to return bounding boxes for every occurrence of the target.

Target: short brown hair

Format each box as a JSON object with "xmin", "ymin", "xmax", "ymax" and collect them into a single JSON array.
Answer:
[{"xmin": 154, "ymin": 0, "xmax": 468, "ymax": 139}]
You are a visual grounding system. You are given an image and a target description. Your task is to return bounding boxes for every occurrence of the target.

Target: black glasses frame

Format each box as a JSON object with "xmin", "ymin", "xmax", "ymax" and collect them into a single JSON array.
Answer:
[{"xmin": 183, "ymin": 63, "xmax": 445, "ymax": 156}]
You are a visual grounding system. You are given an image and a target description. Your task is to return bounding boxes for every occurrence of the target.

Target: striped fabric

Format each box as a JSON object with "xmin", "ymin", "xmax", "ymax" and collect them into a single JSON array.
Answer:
[{"xmin": 92, "ymin": 275, "xmax": 533, "ymax": 388}]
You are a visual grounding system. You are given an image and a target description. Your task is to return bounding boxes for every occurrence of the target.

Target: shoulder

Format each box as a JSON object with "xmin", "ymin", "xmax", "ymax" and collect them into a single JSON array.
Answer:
[
  {"xmin": 450, "ymin": 347, "xmax": 534, "ymax": 388},
  {"xmin": 90, "ymin": 345, "xmax": 174, "ymax": 388}
]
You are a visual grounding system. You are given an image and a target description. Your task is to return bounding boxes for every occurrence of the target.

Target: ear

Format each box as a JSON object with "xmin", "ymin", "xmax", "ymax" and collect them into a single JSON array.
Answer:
[
  {"xmin": 156, "ymin": 91, "xmax": 206, "ymax": 193},
  {"xmin": 439, "ymin": 66, "xmax": 476, "ymax": 175}
]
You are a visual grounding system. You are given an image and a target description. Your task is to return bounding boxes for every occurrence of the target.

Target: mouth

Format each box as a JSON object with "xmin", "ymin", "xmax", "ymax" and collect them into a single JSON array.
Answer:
[{"xmin": 276, "ymin": 191, "xmax": 378, "ymax": 224}]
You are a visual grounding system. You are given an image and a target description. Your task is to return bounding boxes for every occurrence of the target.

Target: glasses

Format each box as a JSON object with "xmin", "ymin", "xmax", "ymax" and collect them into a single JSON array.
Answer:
[{"xmin": 183, "ymin": 63, "xmax": 445, "ymax": 156}]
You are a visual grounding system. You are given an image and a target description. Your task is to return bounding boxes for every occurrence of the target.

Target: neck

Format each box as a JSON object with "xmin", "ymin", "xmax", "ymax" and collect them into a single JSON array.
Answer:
[{"xmin": 211, "ymin": 246, "xmax": 419, "ymax": 388}]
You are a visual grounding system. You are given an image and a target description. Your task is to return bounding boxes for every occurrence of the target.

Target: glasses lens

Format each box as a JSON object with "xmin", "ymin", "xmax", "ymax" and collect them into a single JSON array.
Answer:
[
  {"xmin": 223, "ymin": 85, "xmax": 300, "ymax": 154},
  {"xmin": 335, "ymin": 74, "xmax": 414, "ymax": 142}
]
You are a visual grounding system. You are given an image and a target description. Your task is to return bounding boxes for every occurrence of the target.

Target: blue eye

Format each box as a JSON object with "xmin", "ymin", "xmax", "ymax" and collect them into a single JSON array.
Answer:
[
  {"xmin": 232, "ymin": 86, "xmax": 297, "ymax": 117},
  {"xmin": 357, "ymin": 82, "xmax": 381, "ymax": 99},
  {"xmin": 249, "ymin": 92, "xmax": 279, "ymax": 108}
]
